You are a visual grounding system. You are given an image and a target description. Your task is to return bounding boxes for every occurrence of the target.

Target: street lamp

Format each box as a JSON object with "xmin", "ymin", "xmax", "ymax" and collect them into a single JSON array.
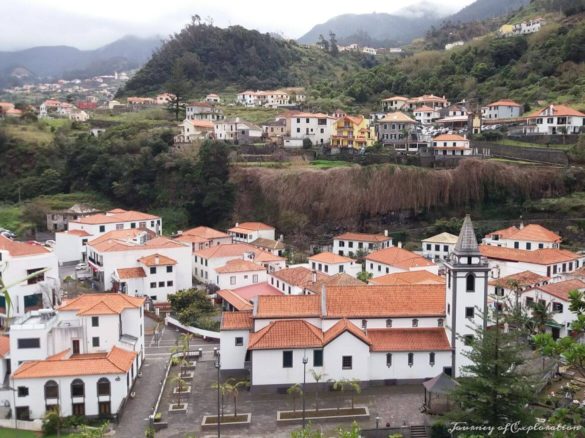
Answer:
[
  {"xmin": 302, "ymin": 355, "xmax": 308, "ymax": 430},
  {"xmin": 376, "ymin": 416, "xmax": 380, "ymax": 429},
  {"xmin": 214, "ymin": 347, "xmax": 221, "ymax": 438},
  {"xmin": 6, "ymin": 385, "xmax": 17, "ymax": 432}
]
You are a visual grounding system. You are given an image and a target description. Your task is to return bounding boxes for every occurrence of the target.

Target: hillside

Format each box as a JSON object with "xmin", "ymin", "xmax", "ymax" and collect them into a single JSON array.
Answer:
[
  {"xmin": 447, "ymin": 0, "xmax": 531, "ymax": 23},
  {"xmin": 119, "ymin": 21, "xmax": 368, "ymax": 97},
  {"xmin": 0, "ymin": 35, "xmax": 161, "ymax": 86},
  {"xmin": 316, "ymin": 5, "xmax": 585, "ymax": 109}
]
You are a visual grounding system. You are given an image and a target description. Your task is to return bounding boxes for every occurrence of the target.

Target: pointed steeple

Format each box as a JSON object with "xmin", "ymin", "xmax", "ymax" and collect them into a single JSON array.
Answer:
[{"xmin": 454, "ymin": 214, "xmax": 479, "ymax": 254}]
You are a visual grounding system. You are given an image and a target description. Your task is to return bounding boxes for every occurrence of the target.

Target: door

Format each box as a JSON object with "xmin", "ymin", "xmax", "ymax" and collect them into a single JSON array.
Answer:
[
  {"xmin": 72, "ymin": 339, "xmax": 80, "ymax": 354},
  {"xmin": 551, "ymin": 327, "xmax": 560, "ymax": 340},
  {"xmin": 99, "ymin": 401, "xmax": 111, "ymax": 416}
]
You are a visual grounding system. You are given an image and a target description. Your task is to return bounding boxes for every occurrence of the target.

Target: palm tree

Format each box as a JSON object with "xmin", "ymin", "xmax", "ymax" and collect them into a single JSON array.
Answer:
[
  {"xmin": 225, "ymin": 379, "xmax": 249, "ymax": 417},
  {"xmin": 310, "ymin": 369, "xmax": 326, "ymax": 412},
  {"xmin": 347, "ymin": 379, "xmax": 361, "ymax": 409},
  {"xmin": 287, "ymin": 383, "xmax": 303, "ymax": 412},
  {"xmin": 330, "ymin": 379, "xmax": 345, "ymax": 411},
  {"xmin": 211, "ymin": 381, "xmax": 229, "ymax": 417},
  {"xmin": 171, "ymin": 374, "xmax": 186, "ymax": 407},
  {"xmin": 171, "ymin": 333, "xmax": 193, "ymax": 376},
  {"xmin": 531, "ymin": 301, "xmax": 554, "ymax": 334}
]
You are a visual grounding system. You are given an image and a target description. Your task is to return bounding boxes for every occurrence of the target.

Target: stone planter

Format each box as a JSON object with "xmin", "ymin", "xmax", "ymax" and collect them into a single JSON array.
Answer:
[
  {"xmin": 201, "ymin": 413, "xmax": 251, "ymax": 429},
  {"xmin": 173, "ymin": 385, "xmax": 192, "ymax": 394},
  {"xmin": 169, "ymin": 403, "xmax": 188, "ymax": 413},
  {"xmin": 179, "ymin": 370, "xmax": 195, "ymax": 380},
  {"xmin": 277, "ymin": 406, "xmax": 369, "ymax": 422}
]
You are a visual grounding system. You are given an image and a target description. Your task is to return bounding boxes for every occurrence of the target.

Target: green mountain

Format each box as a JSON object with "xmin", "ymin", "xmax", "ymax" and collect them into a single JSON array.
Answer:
[{"xmin": 119, "ymin": 21, "xmax": 367, "ymax": 97}]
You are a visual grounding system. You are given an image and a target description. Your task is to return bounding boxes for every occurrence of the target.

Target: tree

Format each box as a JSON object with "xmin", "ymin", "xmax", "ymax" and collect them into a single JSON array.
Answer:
[
  {"xmin": 225, "ymin": 379, "xmax": 250, "ymax": 416},
  {"xmin": 357, "ymin": 271, "xmax": 372, "ymax": 283},
  {"xmin": 211, "ymin": 381, "xmax": 229, "ymax": 417},
  {"xmin": 329, "ymin": 379, "xmax": 345, "ymax": 411},
  {"xmin": 448, "ymin": 311, "xmax": 537, "ymax": 433},
  {"xmin": 42, "ymin": 407, "xmax": 64, "ymax": 437},
  {"xmin": 171, "ymin": 374, "xmax": 187, "ymax": 407},
  {"xmin": 346, "ymin": 379, "xmax": 361, "ymax": 409},
  {"xmin": 287, "ymin": 383, "xmax": 303, "ymax": 412},
  {"xmin": 329, "ymin": 32, "xmax": 339, "ymax": 57},
  {"xmin": 168, "ymin": 289, "xmax": 218, "ymax": 329},
  {"xmin": 317, "ymin": 34, "xmax": 329, "ymax": 52},
  {"xmin": 302, "ymin": 137, "xmax": 313, "ymax": 149},
  {"xmin": 310, "ymin": 369, "xmax": 326, "ymax": 412},
  {"xmin": 165, "ymin": 62, "xmax": 190, "ymax": 122},
  {"xmin": 531, "ymin": 301, "xmax": 554, "ymax": 334}
]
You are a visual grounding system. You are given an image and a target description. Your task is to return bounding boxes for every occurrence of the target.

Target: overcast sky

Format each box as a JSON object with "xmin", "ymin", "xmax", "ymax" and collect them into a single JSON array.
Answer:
[{"xmin": 1, "ymin": 0, "xmax": 474, "ymax": 51}]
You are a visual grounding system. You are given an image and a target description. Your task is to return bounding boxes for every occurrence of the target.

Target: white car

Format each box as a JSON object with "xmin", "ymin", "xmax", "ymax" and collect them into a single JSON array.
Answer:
[
  {"xmin": 44, "ymin": 240, "xmax": 56, "ymax": 247},
  {"xmin": 75, "ymin": 262, "xmax": 88, "ymax": 271}
]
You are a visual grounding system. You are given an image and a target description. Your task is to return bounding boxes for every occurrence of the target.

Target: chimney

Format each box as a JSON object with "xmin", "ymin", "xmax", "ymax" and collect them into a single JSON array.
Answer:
[
  {"xmin": 398, "ymin": 242, "xmax": 403, "ymax": 248},
  {"xmin": 155, "ymin": 255, "xmax": 160, "ymax": 265},
  {"xmin": 312, "ymin": 270, "xmax": 317, "ymax": 283},
  {"xmin": 235, "ymin": 222, "xmax": 239, "ymax": 227},
  {"xmin": 279, "ymin": 234, "xmax": 284, "ymax": 242},
  {"xmin": 321, "ymin": 285, "xmax": 327, "ymax": 317},
  {"xmin": 384, "ymin": 229, "xmax": 389, "ymax": 237}
]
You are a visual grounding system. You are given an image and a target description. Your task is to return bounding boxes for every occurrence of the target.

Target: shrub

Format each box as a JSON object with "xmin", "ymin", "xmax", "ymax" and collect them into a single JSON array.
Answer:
[
  {"xmin": 431, "ymin": 421, "xmax": 451, "ymax": 438},
  {"xmin": 302, "ymin": 138, "xmax": 313, "ymax": 149}
]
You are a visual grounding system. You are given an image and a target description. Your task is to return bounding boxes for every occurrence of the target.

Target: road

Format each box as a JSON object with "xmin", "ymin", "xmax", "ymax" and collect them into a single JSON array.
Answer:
[{"xmin": 114, "ymin": 325, "xmax": 219, "ymax": 437}]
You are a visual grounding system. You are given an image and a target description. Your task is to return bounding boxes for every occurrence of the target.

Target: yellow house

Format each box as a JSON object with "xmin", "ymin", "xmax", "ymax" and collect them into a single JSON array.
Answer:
[
  {"xmin": 499, "ymin": 24, "xmax": 514, "ymax": 36},
  {"xmin": 331, "ymin": 115, "xmax": 375, "ymax": 149}
]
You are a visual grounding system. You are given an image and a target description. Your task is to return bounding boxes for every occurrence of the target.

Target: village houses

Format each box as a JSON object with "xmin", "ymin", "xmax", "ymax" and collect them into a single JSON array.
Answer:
[
  {"xmin": 525, "ymin": 104, "xmax": 585, "ymax": 135},
  {"xmin": 284, "ymin": 112, "xmax": 336, "ymax": 147},
  {"xmin": 333, "ymin": 232, "xmax": 392, "ymax": 257},
  {"xmin": 481, "ymin": 99, "xmax": 522, "ymax": 120},
  {"xmin": 422, "ymin": 232, "xmax": 459, "ymax": 261},
  {"xmin": 431, "ymin": 134, "xmax": 473, "ymax": 156}
]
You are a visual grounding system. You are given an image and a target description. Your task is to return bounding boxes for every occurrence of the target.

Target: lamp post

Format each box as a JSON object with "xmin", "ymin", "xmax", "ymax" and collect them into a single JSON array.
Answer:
[
  {"xmin": 376, "ymin": 416, "xmax": 380, "ymax": 429},
  {"xmin": 302, "ymin": 355, "xmax": 308, "ymax": 430},
  {"xmin": 214, "ymin": 347, "xmax": 221, "ymax": 438},
  {"xmin": 6, "ymin": 384, "xmax": 17, "ymax": 432}
]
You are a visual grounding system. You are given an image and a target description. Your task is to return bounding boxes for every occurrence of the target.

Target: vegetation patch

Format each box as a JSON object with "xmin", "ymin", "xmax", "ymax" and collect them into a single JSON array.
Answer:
[{"xmin": 278, "ymin": 406, "xmax": 368, "ymax": 420}]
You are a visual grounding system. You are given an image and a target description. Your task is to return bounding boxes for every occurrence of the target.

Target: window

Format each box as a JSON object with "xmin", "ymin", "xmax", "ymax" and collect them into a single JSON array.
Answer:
[
  {"xmin": 412, "ymin": 319, "xmax": 418, "ymax": 327},
  {"xmin": 44, "ymin": 381, "xmax": 58, "ymax": 399},
  {"xmin": 230, "ymin": 276, "xmax": 236, "ymax": 285},
  {"xmin": 92, "ymin": 337, "xmax": 100, "ymax": 347},
  {"xmin": 386, "ymin": 353, "xmax": 392, "ymax": 367},
  {"xmin": 443, "ymin": 245, "xmax": 448, "ymax": 252},
  {"xmin": 166, "ymin": 266, "xmax": 173, "ymax": 273},
  {"xmin": 466, "ymin": 274, "xmax": 475, "ymax": 292},
  {"xmin": 158, "ymin": 281, "xmax": 164, "ymax": 287},
  {"xmin": 408, "ymin": 353, "xmax": 414, "ymax": 366},
  {"xmin": 130, "ymin": 222, "xmax": 136, "ymax": 229},
  {"xmin": 435, "ymin": 244, "xmax": 440, "ymax": 251},
  {"xmin": 150, "ymin": 267, "xmax": 156, "ymax": 275},
  {"xmin": 167, "ymin": 281, "xmax": 173, "ymax": 287},
  {"xmin": 386, "ymin": 319, "xmax": 392, "ymax": 328},
  {"xmin": 16, "ymin": 407, "xmax": 30, "ymax": 420},
  {"xmin": 339, "ymin": 241, "xmax": 345, "ymax": 247},
  {"xmin": 495, "ymin": 287, "xmax": 504, "ymax": 297},
  {"xmin": 71, "ymin": 379, "xmax": 85, "ymax": 397},
  {"xmin": 429, "ymin": 352, "xmax": 435, "ymax": 366},
  {"xmin": 18, "ymin": 386, "xmax": 29, "ymax": 397},
  {"xmin": 17, "ymin": 338, "xmax": 40, "ymax": 349},
  {"xmin": 552, "ymin": 302, "xmax": 563, "ymax": 313},
  {"xmin": 313, "ymin": 349, "xmax": 323, "ymax": 367},
  {"xmin": 235, "ymin": 337, "xmax": 243, "ymax": 346},
  {"xmin": 283, "ymin": 351, "xmax": 293, "ymax": 368},
  {"xmin": 253, "ymin": 274, "xmax": 258, "ymax": 283},
  {"xmin": 99, "ymin": 225, "xmax": 105, "ymax": 233},
  {"xmin": 438, "ymin": 318, "xmax": 444, "ymax": 327},
  {"xmin": 342, "ymin": 356, "xmax": 353, "ymax": 370},
  {"xmin": 526, "ymin": 242, "xmax": 532, "ymax": 250},
  {"xmin": 150, "ymin": 282, "xmax": 156, "ymax": 288},
  {"xmin": 72, "ymin": 403, "xmax": 85, "ymax": 416},
  {"xmin": 465, "ymin": 307, "xmax": 474, "ymax": 319},
  {"xmin": 92, "ymin": 316, "xmax": 99, "ymax": 327},
  {"xmin": 539, "ymin": 243, "xmax": 544, "ymax": 249},
  {"xmin": 348, "ymin": 242, "xmax": 354, "ymax": 248},
  {"xmin": 339, "ymin": 265, "xmax": 344, "ymax": 273},
  {"xmin": 26, "ymin": 268, "xmax": 45, "ymax": 285},
  {"xmin": 514, "ymin": 241, "xmax": 519, "ymax": 249},
  {"xmin": 97, "ymin": 378, "xmax": 110, "ymax": 396},
  {"xmin": 361, "ymin": 319, "xmax": 367, "ymax": 329},
  {"xmin": 526, "ymin": 297, "xmax": 534, "ymax": 307}
]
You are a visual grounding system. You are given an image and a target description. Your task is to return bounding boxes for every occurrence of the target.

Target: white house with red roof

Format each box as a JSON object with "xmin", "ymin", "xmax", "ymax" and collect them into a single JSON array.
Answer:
[
  {"xmin": 284, "ymin": 112, "xmax": 336, "ymax": 147},
  {"xmin": 414, "ymin": 105, "xmax": 441, "ymax": 125},
  {"xmin": 55, "ymin": 209, "xmax": 162, "ymax": 264},
  {"xmin": 381, "ymin": 96, "xmax": 409, "ymax": 112},
  {"xmin": 5, "ymin": 293, "xmax": 144, "ymax": 420},
  {"xmin": 365, "ymin": 246, "xmax": 439, "ymax": 278},
  {"xmin": 521, "ymin": 279, "xmax": 585, "ymax": 339},
  {"xmin": 185, "ymin": 101, "xmax": 224, "ymax": 121},
  {"xmin": 174, "ymin": 226, "xmax": 232, "ymax": 252},
  {"xmin": 432, "ymin": 134, "xmax": 472, "ymax": 156},
  {"xmin": 86, "ymin": 230, "xmax": 192, "ymax": 302},
  {"xmin": 178, "ymin": 119, "xmax": 214, "ymax": 142},
  {"xmin": 308, "ymin": 252, "xmax": 361, "ymax": 277},
  {"xmin": 215, "ymin": 259, "xmax": 267, "ymax": 290},
  {"xmin": 193, "ymin": 243, "xmax": 285, "ymax": 285},
  {"xmin": 333, "ymin": 231, "xmax": 392, "ymax": 257},
  {"xmin": 481, "ymin": 99, "xmax": 522, "ymax": 120},
  {"xmin": 483, "ymin": 223, "xmax": 561, "ymax": 250},
  {"xmin": 0, "ymin": 236, "xmax": 59, "ymax": 325},
  {"xmin": 219, "ymin": 215, "xmax": 493, "ymax": 385},
  {"xmin": 526, "ymin": 104, "xmax": 585, "ymax": 135},
  {"xmin": 422, "ymin": 232, "xmax": 459, "ymax": 261},
  {"xmin": 268, "ymin": 267, "xmax": 329, "ymax": 295},
  {"xmin": 228, "ymin": 222, "xmax": 276, "ymax": 243}
]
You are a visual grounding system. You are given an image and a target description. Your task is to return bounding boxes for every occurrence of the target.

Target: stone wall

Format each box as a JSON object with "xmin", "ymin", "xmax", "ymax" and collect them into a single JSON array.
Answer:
[{"xmin": 471, "ymin": 141, "xmax": 568, "ymax": 165}]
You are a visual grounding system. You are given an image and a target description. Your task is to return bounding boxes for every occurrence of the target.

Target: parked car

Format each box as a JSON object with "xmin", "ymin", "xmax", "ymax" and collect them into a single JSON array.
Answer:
[
  {"xmin": 75, "ymin": 262, "xmax": 88, "ymax": 271},
  {"xmin": 44, "ymin": 240, "xmax": 56, "ymax": 248},
  {"xmin": 0, "ymin": 230, "xmax": 16, "ymax": 239}
]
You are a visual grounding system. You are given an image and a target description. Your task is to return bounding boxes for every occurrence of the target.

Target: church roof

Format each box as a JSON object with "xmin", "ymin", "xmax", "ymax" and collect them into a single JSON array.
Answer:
[{"xmin": 454, "ymin": 215, "xmax": 480, "ymax": 254}]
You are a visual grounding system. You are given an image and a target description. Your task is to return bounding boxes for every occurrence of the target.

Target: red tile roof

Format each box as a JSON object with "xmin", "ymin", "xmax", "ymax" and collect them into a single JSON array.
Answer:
[
  {"xmin": 13, "ymin": 346, "xmax": 137, "ymax": 379},
  {"xmin": 486, "ymin": 224, "xmax": 561, "ymax": 243},
  {"xmin": 323, "ymin": 319, "xmax": 371, "ymax": 346},
  {"xmin": 221, "ymin": 311, "xmax": 253, "ymax": 330},
  {"xmin": 335, "ymin": 232, "xmax": 390, "ymax": 243},
  {"xmin": 181, "ymin": 226, "xmax": 230, "ymax": 240},
  {"xmin": 325, "ymin": 285, "xmax": 445, "ymax": 318},
  {"xmin": 368, "ymin": 328, "xmax": 451, "ymax": 352},
  {"xmin": 488, "ymin": 99, "xmax": 521, "ymax": 107},
  {"xmin": 63, "ymin": 229, "xmax": 92, "ymax": 237},
  {"xmin": 380, "ymin": 112, "xmax": 415, "ymax": 123},
  {"xmin": 59, "ymin": 293, "xmax": 144, "ymax": 316},
  {"xmin": 305, "ymin": 273, "xmax": 364, "ymax": 294},
  {"xmin": 116, "ymin": 267, "xmax": 147, "ymax": 279},
  {"xmin": 217, "ymin": 290, "xmax": 253, "ymax": 311},
  {"xmin": 0, "ymin": 235, "xmax": 51, "ymax": 257},
  {"xmin": 194, "ymin": 243, "xmax": 284, "ymax": 262},
  {"xmin": 532, "ymin": 279, "xmax": 585, "ymax": 302},
  {"xmin": 309, "ymin": 252, "xmax": 353, "ymax": 264},
  {"xmin": 138, "ymin": 254, "xmax": 177, "ymax": 266},
  {"xmin": 527, "ymin": 104, "xmax": 585, "ymax": 119},
  {"xmin": 365, "ymin": 247, "xmax": 435, "ymax": 269},
  {"xmin": 248, "ymin": 320, "xmax": 323, "ymax": 350},
  {"xmin": 231, "ymin": 282, "xmax": 283, "ymax": 300},
  {"xmin": 271, "ymin": 267, "xmax": 329, "ymax": 288},
  {"xmin": 255, "ymin": 295, "xmax": 321, "ymax": 318},
  {"xmin": 71, "ymin": 209, "xmax": 159, "ymax": 225},
  {"xmin": 479, "ymin": 245, "xmax": 580, "ymax": 265},
  {"xmin": 89, "ymin": 229, "xmax": 155, "ymax": 245},
  {"xmin": 488, "ymin": 270, "xmax": 549, "ymax": 288},
  {"xmin": 433, "ymin": 134, "xmax": 467, "ymax": 142},
  {"xmin": 229, "ymin": 222, "xmax": 275, "ymax": 232},
  {"xmin": 369, "ymin": 271, "xmax": 445, "ymax": 286},
  {"xmin": 216, "ymin": 259, "xmax": 265, "ymax": 274}
]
